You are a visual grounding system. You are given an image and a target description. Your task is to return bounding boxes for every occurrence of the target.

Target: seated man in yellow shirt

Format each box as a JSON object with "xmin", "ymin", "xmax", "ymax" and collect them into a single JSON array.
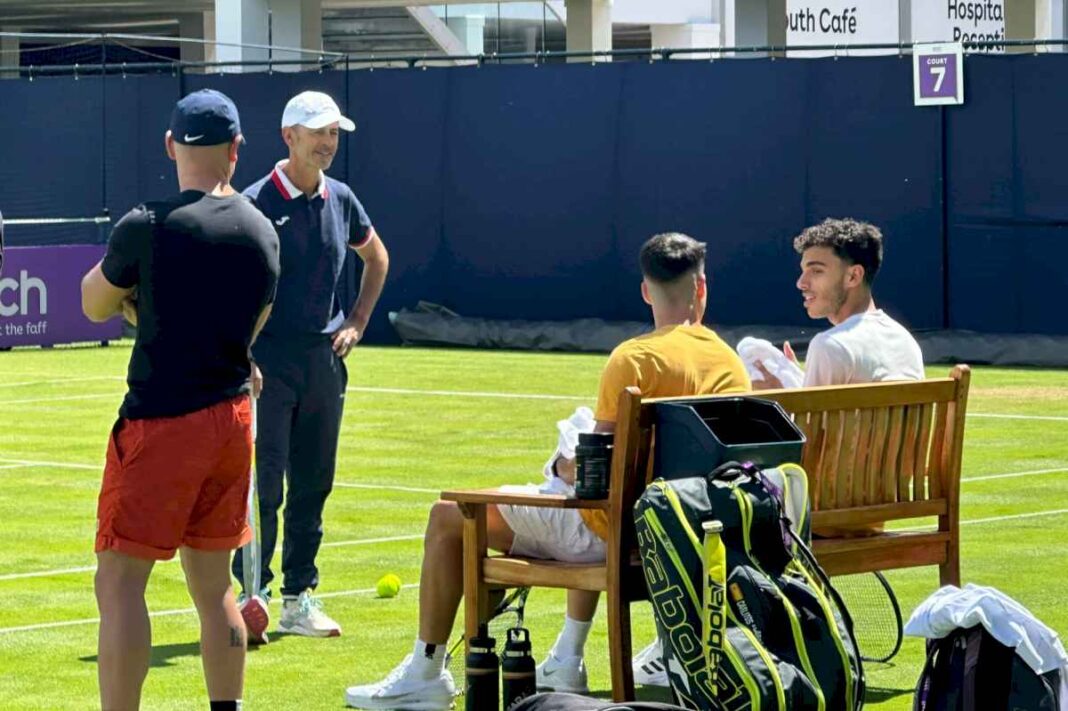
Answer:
[{"xmin": 344, "ymin": 232, "xmax": 750, "ymax": 711}]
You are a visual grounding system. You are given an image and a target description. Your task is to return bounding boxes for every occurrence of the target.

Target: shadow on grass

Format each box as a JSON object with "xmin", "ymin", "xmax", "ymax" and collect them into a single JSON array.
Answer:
[
  {"xmin": 865, "ymin": 685, "xmax": 914, "ymax": 704},
  {"xmin": 80, "ymin": 636, "xmax": 275, "ymax": 669}
]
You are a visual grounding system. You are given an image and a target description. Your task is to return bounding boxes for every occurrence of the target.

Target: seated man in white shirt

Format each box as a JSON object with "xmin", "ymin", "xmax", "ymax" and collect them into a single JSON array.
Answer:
[{"xmin": 756, "ymin": 217, "xmax": 924, "ymax": 389}]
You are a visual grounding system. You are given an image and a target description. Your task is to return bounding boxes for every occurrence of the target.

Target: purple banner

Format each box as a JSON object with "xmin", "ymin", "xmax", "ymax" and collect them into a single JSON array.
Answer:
[{"xmin": 0, "ymin": 245, "xmax": 123, "ymax": 348}]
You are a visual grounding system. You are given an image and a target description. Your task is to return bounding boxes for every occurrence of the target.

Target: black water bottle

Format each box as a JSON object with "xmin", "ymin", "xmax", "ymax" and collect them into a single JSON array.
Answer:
[
  {"xmin": 501, "ymin": 628, "xmax": 536, "ymax": 710},
  {"xmin": 465, "ymin": 627, "xmax": 499, "ymax": 711},
  {"xmin": 575, "ymin": 431, "xmax": 613, "ymax": 499}
]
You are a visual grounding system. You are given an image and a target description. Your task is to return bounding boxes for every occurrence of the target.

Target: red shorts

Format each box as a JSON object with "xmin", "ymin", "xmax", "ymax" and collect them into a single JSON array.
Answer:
[{"xmin": 95, "ymin": 395, "xmax": 254, "ymax": 560}]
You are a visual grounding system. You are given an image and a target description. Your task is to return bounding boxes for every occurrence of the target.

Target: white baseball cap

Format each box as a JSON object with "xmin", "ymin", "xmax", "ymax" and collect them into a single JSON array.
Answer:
[{"xmin": 281, "ymin": 91, "xmax": 355, "ymax": 131}]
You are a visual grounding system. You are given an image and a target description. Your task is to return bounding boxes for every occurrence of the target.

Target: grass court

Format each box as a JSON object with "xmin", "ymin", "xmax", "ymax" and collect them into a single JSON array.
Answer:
[{"xmin": 0, "ymin": 343, "xmax": 1065, "ymax": 709}]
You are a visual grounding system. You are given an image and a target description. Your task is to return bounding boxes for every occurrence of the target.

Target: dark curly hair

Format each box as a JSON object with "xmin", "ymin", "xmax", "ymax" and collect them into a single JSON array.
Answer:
[
  {"xmin": 640, "ymin": 232, "xmax": 706, "ymax": 284},
  {"xmin": 793, "ymin": 218, "xmax": 883, "ymax": 286}
]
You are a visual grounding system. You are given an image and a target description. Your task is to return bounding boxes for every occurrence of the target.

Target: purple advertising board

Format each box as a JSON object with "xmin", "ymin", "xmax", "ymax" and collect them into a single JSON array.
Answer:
[{"xmin": 0, "ymin": 245, "xmax": 123, "ymax": 348}]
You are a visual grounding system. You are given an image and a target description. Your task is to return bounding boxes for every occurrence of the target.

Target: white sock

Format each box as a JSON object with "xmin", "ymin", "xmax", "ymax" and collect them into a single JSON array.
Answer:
[
  {"xmin": 408, "ymin": 639, "xmax": 447, "ymax": 680},
  {"xmin": 551, "ymin": 616, "xmax": 593, "ymax": 660}
]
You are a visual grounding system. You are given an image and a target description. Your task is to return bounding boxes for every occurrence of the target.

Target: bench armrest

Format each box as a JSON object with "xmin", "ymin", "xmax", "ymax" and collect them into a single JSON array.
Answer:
[{"xmin": 442, "ymin": 487, "xmax": 609, "ymax": 510}]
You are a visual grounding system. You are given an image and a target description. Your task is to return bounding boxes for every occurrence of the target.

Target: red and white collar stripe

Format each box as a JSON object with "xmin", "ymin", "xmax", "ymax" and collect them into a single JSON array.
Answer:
[{"xmin": 270, "ymin": 159, "xmax": 329, "ymax": 200}]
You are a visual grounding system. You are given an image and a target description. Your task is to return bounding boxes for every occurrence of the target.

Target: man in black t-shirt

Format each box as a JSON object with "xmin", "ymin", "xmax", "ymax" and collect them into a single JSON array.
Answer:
[{"xmin": 81, "ymin": 89, "xmax": 279, "ymax": 711}]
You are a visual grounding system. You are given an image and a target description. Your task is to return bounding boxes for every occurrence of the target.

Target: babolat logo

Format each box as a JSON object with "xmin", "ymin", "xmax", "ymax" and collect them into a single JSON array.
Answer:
[
  {"xmin": 636, "ymin": 516, "xmax": 748, "ymax": 710},
  {"xmin": 0, "ymin": 270, "xmax": 47, "ymax": 317}
]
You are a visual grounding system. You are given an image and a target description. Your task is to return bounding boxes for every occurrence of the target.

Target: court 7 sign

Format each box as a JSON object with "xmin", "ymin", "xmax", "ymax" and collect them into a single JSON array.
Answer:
[{"xmin": 913, "ymin": 43, "xmax": 964, "ymax": 106}]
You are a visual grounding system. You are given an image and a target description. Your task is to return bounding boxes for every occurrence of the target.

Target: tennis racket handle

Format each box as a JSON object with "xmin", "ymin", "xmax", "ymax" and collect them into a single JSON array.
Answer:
[{"xmin": 702, "ymin": 520, "xmax": 727, "ymax": 696}]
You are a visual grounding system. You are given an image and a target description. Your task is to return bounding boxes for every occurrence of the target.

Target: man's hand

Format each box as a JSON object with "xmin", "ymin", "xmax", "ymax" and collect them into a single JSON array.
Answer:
[
  {"xmin": 251, "ymin": 363, "xmax": 263, "ymax": 398},
  {"xmin": 331, "ymin": 318, "xmax": 364, "ymax": 358},
  {"xmin": 553, "ymin": 456, "xmax": 578, "ymax": 486},
  {"xmin": 752, "ymin": 361, "xmax": 784, "ymax": 390},
  {"xmin": 120, "ymin": 294, "xmax": 138, "ymax": 326},
  {"xmin": 752, "ymin": 341, "xmax": 799, "ymax": 391},
  {"xmin": 783, "ymin": 340, "xmax": 798, "ymax": 364}
]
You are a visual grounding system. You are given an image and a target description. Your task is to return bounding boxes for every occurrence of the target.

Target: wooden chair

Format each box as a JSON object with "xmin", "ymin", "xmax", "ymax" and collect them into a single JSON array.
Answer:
[{"xmin": 442, "ymin": 385, "xmax": 651, "ymax": 702}]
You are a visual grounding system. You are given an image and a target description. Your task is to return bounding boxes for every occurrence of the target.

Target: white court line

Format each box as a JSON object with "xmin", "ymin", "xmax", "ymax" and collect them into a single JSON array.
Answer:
[
  {"xmin": 334, "ymin": 482, "xmax": 439, "ymax": 494},
  {"xmin": 969, "ymin": 412, "xmax": 1068, "ymax": 423},
  {"xmin": 0, "ymin": 458, "xmax": 99, "ymax": 471},
  {"xmin": 0, "ymin": 583, "xmax": 419, "ymax": 636},
  {"xmin": 347, "ymin": 386, "xmax": 588, "ymax": 402},
  {"xmin": 962, "ymin": 508, "xmax": 1068, "ymax": 525},
  {"xmin": 0, "ymin": 376, "xmax": 124, "ymax": 389},
  {"xmin": 0, "ymin": 565, "xmax": 98, "ymax": 582},
  {"xmin": 4, "ymin": 453, "xmax": 1068, "ymax": 491},
  {"xmin": 964, "ymin": 467, "xmax": 1068, "ymax": 483},
  {"xmin": 897, "ymin": 507, "xmax": 1068, "ymax": 533},
  {"xmin": 320, "ymin": 534, "xmax": 422, "ymax": 549},
  {"xmin": 1, "ymin": 385, "xmax": 1067, "ymax": 423},
  {"xmin": 0, "ymin": 534, "xmax": 423, "ymax": 583},
  {"xmin": 0, "ymin": 393, "xmax": 116, "ymax": 406}
]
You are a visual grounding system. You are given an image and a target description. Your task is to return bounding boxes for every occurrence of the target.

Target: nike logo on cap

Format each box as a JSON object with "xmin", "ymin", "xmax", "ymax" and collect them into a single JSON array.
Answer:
[
  {"xmin": 275, "ymin": 216, "xmax": 290, "ymax": 226},
  {"xmin": 184, "ymin": 133, "xmax": 204, "ymax": 143}
]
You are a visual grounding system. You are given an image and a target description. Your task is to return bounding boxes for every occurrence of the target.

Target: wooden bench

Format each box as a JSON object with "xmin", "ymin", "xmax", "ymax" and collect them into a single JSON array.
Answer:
[{"xmin": 443, "ymin": 365, "xmax": 971, "ymax": 701}]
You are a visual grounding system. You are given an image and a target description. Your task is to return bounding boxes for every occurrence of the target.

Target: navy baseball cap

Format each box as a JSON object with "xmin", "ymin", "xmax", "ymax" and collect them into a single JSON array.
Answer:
[{"xmin": 169, "ymin": 89, "xmax": 243, "ymax": 146}]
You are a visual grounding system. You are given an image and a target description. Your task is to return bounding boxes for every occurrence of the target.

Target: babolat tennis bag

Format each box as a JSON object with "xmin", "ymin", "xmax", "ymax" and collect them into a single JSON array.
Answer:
[
  {"xmin": 914, "ymin": 625, "xmax": 1061, "ymax": 710},
  {"xmin": 634, "ymin": 461, "xmax": 864, "ymax": 710}
]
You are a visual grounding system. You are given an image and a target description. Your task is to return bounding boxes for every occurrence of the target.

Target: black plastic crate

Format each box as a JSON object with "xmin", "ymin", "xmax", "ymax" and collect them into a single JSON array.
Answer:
[{"xmin": 653, "ymin": 396, "xmax": 806, "ymax": 480}]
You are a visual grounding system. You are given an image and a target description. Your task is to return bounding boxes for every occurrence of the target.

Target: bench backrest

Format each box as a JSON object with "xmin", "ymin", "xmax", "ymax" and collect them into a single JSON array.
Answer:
[
  {"xmin": 605, "ymin": 367, "xmax": 971, "ymax": 572},
  {"xmin": 756, "ymin": 365, "xmax": 971, "ymax": 531}
]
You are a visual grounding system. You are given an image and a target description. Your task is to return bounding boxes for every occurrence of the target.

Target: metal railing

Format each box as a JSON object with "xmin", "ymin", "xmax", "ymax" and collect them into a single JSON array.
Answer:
[{"xmin": 1, "ymin": 32, "xmax": 1066, "ymax": 77}]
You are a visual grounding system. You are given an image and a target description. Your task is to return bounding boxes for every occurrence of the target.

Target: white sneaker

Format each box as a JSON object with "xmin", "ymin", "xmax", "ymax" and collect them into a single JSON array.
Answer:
[
  {"xmin": 632, "ymin": 639, "xmax": 670, "ymax": 687},
  {"xmin": 536, "ymin": 652, "xmax": 589, "ymax": 694},
  {"xmin": 345, "ymin": 655, "xmax": 457, "ymax": 710},
  {"xmin": 279, "ymin": 590, "xmax": 341, "ymax": 637}
]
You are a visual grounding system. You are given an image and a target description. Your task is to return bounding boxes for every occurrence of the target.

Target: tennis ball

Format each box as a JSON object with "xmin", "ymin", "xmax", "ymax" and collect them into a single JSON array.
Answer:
[{"xmin": 376, "ymin": 573, "xmax": 402, "ymax": 599}]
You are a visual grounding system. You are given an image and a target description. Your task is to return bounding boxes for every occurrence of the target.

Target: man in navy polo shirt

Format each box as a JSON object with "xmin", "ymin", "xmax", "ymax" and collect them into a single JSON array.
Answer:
[{"xmin": 233, "ymin": 91, "xmax": 389, "ymax": 641}]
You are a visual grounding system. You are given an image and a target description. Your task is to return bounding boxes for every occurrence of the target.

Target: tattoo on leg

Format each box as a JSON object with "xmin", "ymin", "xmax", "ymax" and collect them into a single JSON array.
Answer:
[{"xmin": 229, "ymin": 625, "xmax": 245, "ymax": 648}]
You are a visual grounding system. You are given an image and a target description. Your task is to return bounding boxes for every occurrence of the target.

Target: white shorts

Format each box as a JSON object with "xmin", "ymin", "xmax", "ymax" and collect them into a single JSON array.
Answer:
[{"xmin": 498, "ymin": 504, "xmax": 606, "ymax": 564}]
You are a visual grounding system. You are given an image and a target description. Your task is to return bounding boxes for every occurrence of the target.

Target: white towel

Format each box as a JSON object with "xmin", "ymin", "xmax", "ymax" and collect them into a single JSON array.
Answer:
[
  {"xmin": 737, "ymin": 337, "xmax": 804, "ymax": 389},
  {"xmin": 539, "ymin": 406, "xmax": 596, "ymax": 496},
  {"xmin": 905, "ymin": 584, "xmax": 1068, "ymax": 696}
]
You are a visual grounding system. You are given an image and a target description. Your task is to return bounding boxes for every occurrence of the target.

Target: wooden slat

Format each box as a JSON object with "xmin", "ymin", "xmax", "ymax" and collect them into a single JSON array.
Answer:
[
  {"xmin": 865, "ymin": 408, "xmax": 890, "ymax": 504},
  {"xmin": 927, "ymin": 401, "xmax": 948, "ymax": 501},
  {"xmin": 800, "ymin": 412, "xmax": 825, "ymax": 499},
  {"xmin": 812, "ymin": 499, "xmax": 947, "ymax": 527},
  {"xmin": 815, "ymin": 532, "xmax": 950, "ymax": 576},
  {"xmin": 882, "ymin": 406, "xmax": 905, "ymax": 503},
  {"xmin": 852, "ymin": 408, "xmax": 874, "ymax": 506},
  {"xmin": 653, "ymin": 377, "xmax": 959, "ymax": 412},
  {"xmin": 899, "ymin": 405, "xmax": 922, "ymax": 501},
  {"xmin": 483, "ymin": 557, "xmax": 608, "ymax": 592},
  {"xmin": 443, "ymin": 488, "xmax": 610, "ymax": 509},
  {"xmin": 819, "ymin": 410, "xmax": 844, "ymax": 512},
  {"xmin": 912, "ymin": 403, "xmax": 935, "ymax": 501},
  {"xmin": 835, "ymin": 409, "xmax": 860, "ymax": 508}
]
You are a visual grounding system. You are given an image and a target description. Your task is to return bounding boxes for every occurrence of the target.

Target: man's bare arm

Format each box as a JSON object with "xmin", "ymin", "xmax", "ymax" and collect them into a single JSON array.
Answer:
[
  {"xmin": 333, "ymin": 229, "xmax": 389, "ymax": 357},
  {"xmin": 81, "ymin": 261, "xmax": 133, "ymax": 323}
]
